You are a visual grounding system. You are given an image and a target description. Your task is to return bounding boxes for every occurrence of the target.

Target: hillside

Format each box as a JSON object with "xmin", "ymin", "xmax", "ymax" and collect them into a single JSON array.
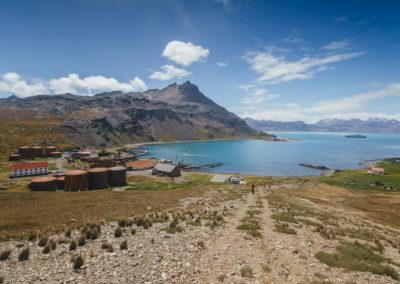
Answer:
[
  {"xmin": 0, "ymin": 81, "xmax": 256, "ymax": 155},
  {"xmin": 245, "ymin": 117, "xmax": 400, "ymax": 133}
]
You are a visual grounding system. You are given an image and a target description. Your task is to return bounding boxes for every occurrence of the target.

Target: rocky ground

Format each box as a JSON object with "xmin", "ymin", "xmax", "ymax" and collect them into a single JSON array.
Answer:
[{"xmin": 0, "ymin": 183, "xmax": 399, "ymax": 283}]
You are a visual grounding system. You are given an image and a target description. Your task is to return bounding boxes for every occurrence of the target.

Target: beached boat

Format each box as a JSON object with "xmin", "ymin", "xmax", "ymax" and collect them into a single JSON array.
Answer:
[{"xmin": 345, "ymin": 134, "xmax": 367, "ymax": 138}]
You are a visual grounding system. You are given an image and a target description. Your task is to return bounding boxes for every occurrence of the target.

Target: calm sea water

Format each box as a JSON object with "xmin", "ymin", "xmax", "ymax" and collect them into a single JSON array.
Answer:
[{"xmin": 143, "ymin": 132, "xmax": 400, "ymax": 176}]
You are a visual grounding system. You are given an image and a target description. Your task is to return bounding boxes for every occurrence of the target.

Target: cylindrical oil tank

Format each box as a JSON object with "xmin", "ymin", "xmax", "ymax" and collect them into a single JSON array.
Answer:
[
  {"xmin": 18, "ymin": 146, "xmax": 32, "ymax": 158},
  {"xmin": 56, "ymin": 176, "xmax": 65, "ymax": 190},
  {"xmin": 29, "ymin": 176, "xmax": 57, "ymax": 191},
  {"xmin": 108, "ymin": 166, "xmax": 126, "ymax": 186},
  {"xmin": 45, "ymin": 146, "xmax": 57, "ymax": 155},
  {"xmin": 9, "ymin": 154, "xmax": 21, "ymax": 161},
  {"xmin": 50, "ymin": 151, "xmax": 62, "ymax": 158},
  {"xmin": 31, "ymin": 146, "xmax": 43, "ymax": 158},
  {"xmin": 64, "ymin": 170, "xmax": 88, "ymax": 192},
  {"xmin": 88, "ymin": 167, "xmax": 109, "ymax": 190}
]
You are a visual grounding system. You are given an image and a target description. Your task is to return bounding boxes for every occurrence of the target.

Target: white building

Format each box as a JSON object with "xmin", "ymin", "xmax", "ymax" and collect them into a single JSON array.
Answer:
[{"xmin": 11, "ymin": 162, "xmax": 49, "ymax": 177}]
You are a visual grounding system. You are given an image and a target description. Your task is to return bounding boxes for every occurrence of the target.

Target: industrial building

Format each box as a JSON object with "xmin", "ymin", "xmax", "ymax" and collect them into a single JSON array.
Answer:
[
  {"xmin": 126, "ymin": 159, "xmax": 156, "ymax": 171},
  {"xmin": 152, "ymin": 164, "xmax": 181, "ymax": 177},
  {"xmin": 11, "ymin": 162, "xmax": 49, "ymax": 178}
]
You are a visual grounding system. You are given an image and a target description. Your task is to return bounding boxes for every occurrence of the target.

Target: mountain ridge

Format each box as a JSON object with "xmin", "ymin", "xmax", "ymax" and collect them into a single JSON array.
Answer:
[
  {"xmin": 245, "ymin": 117, "xmax": 400, "ymax": 133},
  {"xmin": 0, "ymin": 81, "xmax": 257, "ymax": 153}
]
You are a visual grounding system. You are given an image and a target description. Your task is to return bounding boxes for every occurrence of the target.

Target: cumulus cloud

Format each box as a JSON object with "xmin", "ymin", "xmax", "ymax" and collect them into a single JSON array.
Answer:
[
  {"xmin": 240, "ymin": 83, "xmax": 400, "ymax": 122},
  {"xmin": 244, "ymin": 50, "xmax": 363, "ymax": 84},
  {"xmin": 0, "ymin": 72, "xmax": 148, "ymax": 97},
  {"xmin": 217, "ymin": 61, "xmax": 228, "ymax": 67},
  {"xmin": 322, "ymin": 39, "xmax": 350, "ymax": 51},
  {"xmin": 162, "ymin": 41, "xmax": 209, "ymax": 66},
  {"xmin": 149, "ymin": 65, "xmax": 191, "ymax": 81}
]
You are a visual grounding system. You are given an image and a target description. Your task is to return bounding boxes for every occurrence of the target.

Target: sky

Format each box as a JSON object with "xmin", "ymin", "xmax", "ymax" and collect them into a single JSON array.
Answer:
[{"xmin": 0, "ymin": 0, "xmax": 400, "ymax": 122}]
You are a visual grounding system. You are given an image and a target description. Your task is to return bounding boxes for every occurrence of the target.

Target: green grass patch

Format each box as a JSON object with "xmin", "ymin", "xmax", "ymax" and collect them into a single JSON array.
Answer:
[
  {"xmin": 315, "ymin": 241, "xmax": 399, "ymax": 280},
  {"xmin": 126, "ymin": 174, "xmax": 211, "ymax": 191},
  {"xmin": 321, "ymin": 158, "xmax": 400, "ymax": 192},
  {"xmin": 275, "ymin": 223, "xmax": 297, "ymax": 235}
]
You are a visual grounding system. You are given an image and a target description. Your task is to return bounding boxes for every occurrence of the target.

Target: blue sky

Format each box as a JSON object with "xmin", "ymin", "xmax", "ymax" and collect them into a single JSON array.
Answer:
[{"xmin": 0, "ymin": 0, "xmax": 399, "ymax": 122}]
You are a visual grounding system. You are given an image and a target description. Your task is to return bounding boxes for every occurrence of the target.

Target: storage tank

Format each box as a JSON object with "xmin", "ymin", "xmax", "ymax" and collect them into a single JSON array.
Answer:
[
  {"xmin": 56, "ymin": 176, "xmax": 65, "ymax": 190},
  {"xmin": 64, "ymin": 170, "xmax": 88, "ymax": 192},
  {"xmin": 88, "ymin": 167, "xmax": 109, "ymax": 190},
  {"xmin": 29, "ymin": 176, "xmax": 57, "ymax": 191},
  {"xmin": 8, "ymin": 154, "xmax": 21, "ymax": 161},
  {"xmin": 45, "ymin": 146, "xmax": 57, "ymax": 155},
  {"xmin": 31, "ymin": 146, "xmax": 43, "ymax": 158},
  {"xmin": 18, "ymin": 146, "xmax": 32, "ymax": 158},
  {"xmin": 50, "ymin": 151, "xmax": 62, "ymax": 158},
  {"xmin": 108, "ymin": 166, "xmax": 126, "ymax": 186}
]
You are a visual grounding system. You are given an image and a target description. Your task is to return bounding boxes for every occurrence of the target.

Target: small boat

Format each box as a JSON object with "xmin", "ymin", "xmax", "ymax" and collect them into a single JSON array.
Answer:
[{"xmin": 345, "ymin": 134, "xmax": 367, "ymax": 138}]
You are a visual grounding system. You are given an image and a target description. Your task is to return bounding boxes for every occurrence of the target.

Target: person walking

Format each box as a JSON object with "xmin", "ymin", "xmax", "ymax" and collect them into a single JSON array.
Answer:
[{"xmin": 251, "ymin": 182, "xmax": 255, "ymax": 194}]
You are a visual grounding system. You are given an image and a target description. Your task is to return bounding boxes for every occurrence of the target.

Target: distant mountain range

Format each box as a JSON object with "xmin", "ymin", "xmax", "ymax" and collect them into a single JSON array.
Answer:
[
  {"xmin": 0, "ymin": 81, "xmax": 256, "ymax": 153},
  {"xmin": 244, "ymin": 118, "xmax": 400, "ymax": 133}
]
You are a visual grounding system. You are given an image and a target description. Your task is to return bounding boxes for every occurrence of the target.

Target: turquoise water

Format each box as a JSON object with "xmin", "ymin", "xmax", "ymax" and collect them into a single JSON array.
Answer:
[{"xmin": 143, "ymin": 132, "xmax": 400, "ymax": 176}]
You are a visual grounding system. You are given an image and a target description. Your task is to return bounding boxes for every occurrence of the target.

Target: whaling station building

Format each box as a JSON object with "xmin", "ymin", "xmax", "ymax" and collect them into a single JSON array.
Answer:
[{"xmin": 11, "ymin": 162, "xmax": 49, "ymax": 178}]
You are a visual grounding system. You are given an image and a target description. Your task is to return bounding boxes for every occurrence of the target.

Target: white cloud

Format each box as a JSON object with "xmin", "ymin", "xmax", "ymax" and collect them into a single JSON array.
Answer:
[
  {"xmin": 237, "ymin": 84, "xmax": 277, "ymax": 106},
  {"xmin": 284, "ymin": 29, "xmax": 305, "ymax": 45},
  {"xmin": 0, "ymin": 72, "xmax": 148, "ymax": 97},
  {"xmin": 149, "ymin": 65, "xmax": 191, "ymax": 81},
  {"xmin": 244, "ymin": 50, "xmax": 363, "ymax": 84},
  {"xmin": 217, "ymin": 61, "xmax": 228, "ymax": 67},
  {"xmin": 162, "ymin": 41, "xmax": 209, "ymax": 66},
  {"xmin": 307, "ymin": 83, "xmax": 400, "ymax": 113},
  {"xmin": 322, "ymin": 39, "xmax": 350, "ymax": 51},
  {"xmin": 240, "ymin": 83, "xmax": 400, "ymax": 123},
  {"xmin": 0, "ymin": 72, "xmax": 48, "ymax": 98}
]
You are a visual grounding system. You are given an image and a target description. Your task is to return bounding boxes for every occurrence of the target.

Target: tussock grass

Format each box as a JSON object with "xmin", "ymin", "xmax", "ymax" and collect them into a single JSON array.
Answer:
[
  {"xmin": 114, "ymin": 227, "xmax": 122, "ymax": 238},
  {"xmin": 38, "ymin": 236, "xmax": 48, "ymax": 247},
  {"xmin": 240, "ymin": 265, "xmax": 253, "ymax": 278},
  {"xmin": 120, "ymin": 239, "xmax": 128, "ymax": 250},
  {"xmin": 78, "ymin": 236, "xmax": 86, "ymax": 246},
  {"xmin": 42, "ymin": 244, "xmax": 51, "ymax": 254},
  {"xmin": 69, "ymin": 240, "xmax": 77, "ymax": 251},
  {"xmin": 164, "ymin": 219, "xmax": 184, "ymax": 234},
  {"xmin": 275, "ymin": 223, "xmax": 297, "ymax": 235},
  {"xmin": 18, "ymin": 247, "xmax": 29, "ymax": 261},
  {"xmin": 197, "ymin": 240, "xmax": 206, "ymax": 249},
  {"xmin": 72, "ymin": 255, "xmax": 84, "ymax": 270},
  {"xmin": 0, "ymin": 249, "xmax": 11, "ymax": 261}
]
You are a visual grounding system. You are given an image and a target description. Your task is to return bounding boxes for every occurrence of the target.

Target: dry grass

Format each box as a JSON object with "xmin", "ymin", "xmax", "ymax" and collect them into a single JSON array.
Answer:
[
  {"xmin": 0, "ymin": 111, "xmax": 70, "ymax": 160},
  {"xmin": 0, "ymin": 188, "xmax": 203, "ymax": 240},
  {"xmin": 289, "ymin": 183, "xmax": 400, "ymax": 229}
]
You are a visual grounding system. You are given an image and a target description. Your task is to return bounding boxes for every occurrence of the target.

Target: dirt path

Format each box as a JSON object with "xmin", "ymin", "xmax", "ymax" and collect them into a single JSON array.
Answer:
[{"xmin": 194, "ymin": 187, "xmax": 272, "ymax": 283}]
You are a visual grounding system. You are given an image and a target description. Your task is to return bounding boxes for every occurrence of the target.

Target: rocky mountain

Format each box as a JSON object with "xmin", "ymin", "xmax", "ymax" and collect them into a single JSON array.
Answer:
[
  {"xmin": 0, "ymin": 81, "xmax": 256, "ymax": 150},
  {"xmin": 245, "ymin": 118, "xmax": 400, "ymax": 133}
]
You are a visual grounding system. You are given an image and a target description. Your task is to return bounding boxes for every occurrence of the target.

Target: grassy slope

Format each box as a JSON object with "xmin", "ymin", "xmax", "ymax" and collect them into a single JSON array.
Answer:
[
  {"xmin": 0, "ymin": 110, "xmax": 70, "ymax": 160},
  {"xmin": 321, "ymin": 158, "xmax": 400, "ymax": 192}
]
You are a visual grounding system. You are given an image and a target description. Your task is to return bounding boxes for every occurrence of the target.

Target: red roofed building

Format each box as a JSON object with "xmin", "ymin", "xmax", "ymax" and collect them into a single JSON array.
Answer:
[
  {"xmin": 11, "ymin": 162, "xmax": 49, "ymax": 178},
  {"xmin": 126, "ymin": 159, "xmax": 156, "ymax": 171}
]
